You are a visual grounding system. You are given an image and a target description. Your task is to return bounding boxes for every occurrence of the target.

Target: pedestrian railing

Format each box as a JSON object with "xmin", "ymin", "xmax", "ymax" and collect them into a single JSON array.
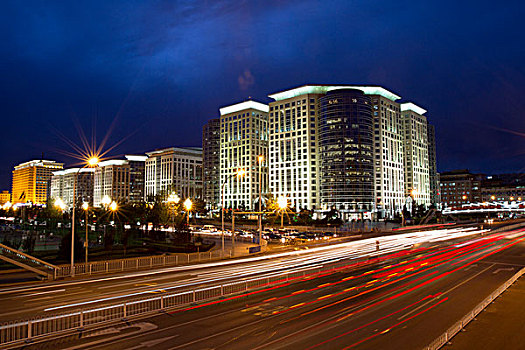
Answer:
[
  {"xmin": 424, "ymin": 266, "xmax": 525, "ymax": 350},
  {"xmin": 0, "ymin": 252, "xmax": 362, "ymax": 347},
  {"xmin": 53, "ymin": 245, "xmax": 263, "ymax": 279}
]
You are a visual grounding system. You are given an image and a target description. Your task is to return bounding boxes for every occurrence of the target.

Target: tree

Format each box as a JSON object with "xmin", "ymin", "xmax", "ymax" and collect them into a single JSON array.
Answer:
[{"xmin": 57, "ymin": 232, "xmax": 84, "ymax": 262}]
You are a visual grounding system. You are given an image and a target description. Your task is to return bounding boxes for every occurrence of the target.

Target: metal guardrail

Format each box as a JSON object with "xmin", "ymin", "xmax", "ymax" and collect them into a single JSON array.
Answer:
[
  {"xmin": 423, "ymin": 266, "xmax": 525, "ymax": 350},
  {"xmin": 54, "ymin": 244, "xmax": 265, "ymax": 279},
  {"xmin": 0, "ymin": 253, "xmax": 363, "ymax": 347}
]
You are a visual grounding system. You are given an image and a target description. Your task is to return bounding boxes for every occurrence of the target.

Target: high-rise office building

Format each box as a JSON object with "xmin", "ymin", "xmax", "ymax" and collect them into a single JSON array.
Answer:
[
  {"xmin": 145, "ymin": 147, "xmax": 203, "ymax": 200},
  {"xmin": 50, "ymin": 168, "xmax": 95, "ymax": 208},
  {"xmin": 93, "ymin": 155, "xmax": 147, "ymax": 207},
  {"xmin": 318, "ymin": 89, "xmax": 375, "ymax": 217},
  {"xmin": 268, "ymin": 85, "xmax": 405, "ymax": 218},
  {"xmin": 202, "ymin": 118, "xmax": 221, "ymax": 209},
  {"xmin": 369, "ymin": 93, "xmax": 405, "ymax": 218},
  {"xmin": 267, "ymin": 88, "xmax": 324, "ymax": 210},
  {"xmin": 219, "ymin": 101, "xmax": 268, "ymax": 210},
  {"xmin": 401, "ymin": 103, "xmax": 431, "ymax": 208},
  {"xmin": 12, "ymin": 160, "xmax": 63, "ymax": 204}
]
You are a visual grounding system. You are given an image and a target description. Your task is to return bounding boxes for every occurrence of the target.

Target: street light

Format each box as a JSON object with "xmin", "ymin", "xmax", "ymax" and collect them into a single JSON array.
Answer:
[
  {"xmin": 70, "ymin": 156, "xmax": 99, "ymax": 276},
  {"xmin": 183, "ymin": 198, "xmax": 193, "ymax": 225},
  {"xmin": 54, "ymin": 198, "xmax": 66, "ymax": 211},
  {"xmin": 2, "ymin": 201, "xmax": 12, "ymax": 211},
  {"xmin": 109, "ymin": 201, "xmax": 118, "ymax": 212},
  {"xmin": 167, "ymin": 193, "xmax": 180, "ymax": 230},
  {"xmin": 221, "ymin": 168, "xmax": 246, "ymax": 256},
  {"xmin": 258, "ymin": 155, "xmax": 264, "ymax": 249},
  {"xmin": 101, "ymin": 195, "xmax": 111, "ymax": 208},
  {"xmin": 82, "ymin": 202, "xmax": 89, "ymax": 265},
  {"xmin": 277, "ymin": 195, "xmax": 287, "ymax": 229}
]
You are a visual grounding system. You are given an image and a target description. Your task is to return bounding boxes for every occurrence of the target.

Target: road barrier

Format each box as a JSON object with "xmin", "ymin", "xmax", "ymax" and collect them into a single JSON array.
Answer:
[
  {"xmin": 0, "ymin": 252, "xmax": 367, "ymax": 347},
  {"xmin": 423, "ymin": 266, "xmax": 525, "ymax": 350},
  {"xmin": 53, "ymin": 242, "xmax": 268, "ymax": 279}
]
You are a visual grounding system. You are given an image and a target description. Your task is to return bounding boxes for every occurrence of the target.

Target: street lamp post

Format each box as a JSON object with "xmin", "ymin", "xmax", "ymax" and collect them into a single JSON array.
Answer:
[
  {"xmin": 183, "ymin": 198, "xmax": 193, "ymax": 242},
  {"xmin": 82, "ymin": 202, "xmax": 89, "ymax": 265},
  {"xmin": 70, "ymin": 156, "xmax": 99, "ymax": 277},
  {"xmin": 167, "ymin": 193, "xmax": 180, "ymax": 230},
  {"xmin": 221, "ymin": 169, "xmax": 246, "ymax": 257},
  {"xmin": 258, "ymin": 155, "xmax": 263, "ymax": 249},
  {"xmin": 183, "ymin": 198, "xmax": 192, "ymax": 225},
  {"xmin": 277, "ymin": 195, "xmax": 287, "ymax": 229}
]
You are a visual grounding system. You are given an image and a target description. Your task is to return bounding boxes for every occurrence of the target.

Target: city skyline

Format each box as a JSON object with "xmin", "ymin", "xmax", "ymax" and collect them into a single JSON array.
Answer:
[{"xmin": 1, "ymin": 1, "xmax": 524, "ymax": 190}]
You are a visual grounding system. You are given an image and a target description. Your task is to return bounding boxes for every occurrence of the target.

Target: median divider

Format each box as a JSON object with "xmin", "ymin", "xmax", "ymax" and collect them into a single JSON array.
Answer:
[{"xmin": 423, "ymin": 266, "xmax": 525, "ymax": 350}]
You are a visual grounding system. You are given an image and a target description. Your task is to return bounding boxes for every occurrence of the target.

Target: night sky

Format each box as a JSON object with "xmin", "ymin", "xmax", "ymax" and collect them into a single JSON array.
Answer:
[{"xmin": 1, "ymin": 1, "xmax": 524, "ymax": 190}]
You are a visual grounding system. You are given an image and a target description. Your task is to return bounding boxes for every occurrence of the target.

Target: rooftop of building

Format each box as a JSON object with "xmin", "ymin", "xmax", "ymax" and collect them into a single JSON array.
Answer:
[
  {"xmin": 219, "ymin": 100, "xmax": 269, "ymax": 115},
  {"xmin": 400, "ymin": 102, "xmax": 427, "ymax": 115},
  {"xmin": 145, "ymin": 146, "xmax": 202, "ymax": 157},
  {"xmin": 52, "ymin": 168, "xmax": 96, "ymax": 176},
  {"xmin": 267, "ymin": 84, "xmax": 402, "ymax": 102},
  {"xmin": 14, "ymin": 159, "xmax": 64, "ymax": 170}
]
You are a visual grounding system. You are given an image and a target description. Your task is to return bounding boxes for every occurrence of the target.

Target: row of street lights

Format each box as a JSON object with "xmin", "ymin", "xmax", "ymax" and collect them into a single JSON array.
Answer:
[
  {"xmin": 54, "ymin": 195, "xmax": 118, "ymax": 269},
  {"xmin": 220, "ymin": 155, "xmax": 289, "ymax": 256}
]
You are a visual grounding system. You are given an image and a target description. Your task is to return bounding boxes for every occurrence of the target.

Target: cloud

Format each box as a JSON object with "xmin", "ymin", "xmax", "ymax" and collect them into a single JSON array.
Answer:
[{"xmin": 238, "ymin": 69, "xmax": 255, "ymax": 90}]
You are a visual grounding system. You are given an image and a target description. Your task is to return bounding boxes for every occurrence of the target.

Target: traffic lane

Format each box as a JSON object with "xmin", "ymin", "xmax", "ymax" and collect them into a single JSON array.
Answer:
[
  {"xmin": 295, "ymin": 261, "xmax": 519, "ymax": 350},
  {"xmin": 21, "ymin": 241, "xmax": 521, "ymax": 350}
]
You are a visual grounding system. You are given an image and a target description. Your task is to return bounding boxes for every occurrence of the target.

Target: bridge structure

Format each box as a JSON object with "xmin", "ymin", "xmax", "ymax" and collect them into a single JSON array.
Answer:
[
  {"xmin": 0, "ymin": 243, "xmax": 57, "ymax": 279},
  {"xmin": 442, "ymin": 201, "xmax": 525, "ymax": 215}
]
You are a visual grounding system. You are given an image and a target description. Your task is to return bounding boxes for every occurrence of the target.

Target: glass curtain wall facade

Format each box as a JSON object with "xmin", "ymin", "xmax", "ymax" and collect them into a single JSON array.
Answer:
[
  {"xmin": 318, "ymin": 89, "xmax": 374, "ymax": 218},
  {"xmin": 202, "ymin": 118, "xmax": 221, "ymax": 209}
]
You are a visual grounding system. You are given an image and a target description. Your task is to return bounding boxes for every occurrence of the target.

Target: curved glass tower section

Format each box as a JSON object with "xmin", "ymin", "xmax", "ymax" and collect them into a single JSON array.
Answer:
[{"xmin": 318, "ymin": 89, "xmax": 374, "ymax": 217}]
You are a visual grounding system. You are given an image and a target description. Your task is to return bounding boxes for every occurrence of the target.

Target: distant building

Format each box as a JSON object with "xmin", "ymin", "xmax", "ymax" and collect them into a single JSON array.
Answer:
[
  {"xmin": 0, "ymin": 191, "xmax": 11, "ymax": 205},
  {"xmin": 439, "ymin": 169, "xmax": 483, "ymax": 208},
  {"xmin": 202, "ymin": 118, "xmax": 221, "ymax": 209},
  {"xmin": 145, "ymin": 147, "xmax": 203, "ymax": 200},
  {"xmin": 93, "ymin": 155, "xmax": 147, "ymax": 207},
  {"xmin": 219, "ymin": 101, "xmax": 268, "ymax": 210},
  {"xmin": 401, "ymin": 103, "xmax": 430, "ymax": 208},
  {"xmin": 50, "ymin": 168, "xmax": 95, "ymax": 208},
  {"xmin": 480, "ymin": 174, "xmax": 525, "ymax": 202},
  {"xmin": 12, "ymin": 160, "xmax": 63, "ymax": 205}
]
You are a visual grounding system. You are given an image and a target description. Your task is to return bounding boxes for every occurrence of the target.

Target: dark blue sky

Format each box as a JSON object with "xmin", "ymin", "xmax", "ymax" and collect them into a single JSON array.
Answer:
[{"xmin": 1, "ymin": 0, "xmax": 524, "ymax": 189}]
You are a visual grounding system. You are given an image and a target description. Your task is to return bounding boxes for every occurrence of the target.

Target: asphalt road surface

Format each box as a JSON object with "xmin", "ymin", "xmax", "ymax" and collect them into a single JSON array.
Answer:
[{"xmin": 13, "ymin": 227, "xmax": 525, "ymax": 349}]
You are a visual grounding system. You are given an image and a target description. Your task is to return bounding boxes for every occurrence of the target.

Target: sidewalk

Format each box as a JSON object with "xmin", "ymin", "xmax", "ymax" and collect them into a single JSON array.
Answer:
[{"xmin": 444, "ymin": 275, "xmax": 525, "ymax": 350}]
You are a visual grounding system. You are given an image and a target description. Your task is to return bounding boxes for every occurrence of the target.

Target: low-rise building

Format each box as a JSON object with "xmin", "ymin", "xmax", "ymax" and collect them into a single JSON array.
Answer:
[
  {"xmin": 145, "ymin": 147, "xmax": 202, "ymax": 201},
  {"xmin": 93, "ymin": 155, "xmax": 147, "ymax": 207},
  {"xmin": 50, "ymin": 168, "xmax": 95, "ymax": 208}
]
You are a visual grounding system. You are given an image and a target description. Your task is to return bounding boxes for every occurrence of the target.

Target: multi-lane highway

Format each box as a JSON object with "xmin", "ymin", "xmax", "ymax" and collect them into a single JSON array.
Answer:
[
  {"xmin": 3, "ymin": 225, "xmax": 525, "ymax": 349},
  {"xmin": 0, "ymin": 227, "xmax": 483, "ymax": 322}
]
